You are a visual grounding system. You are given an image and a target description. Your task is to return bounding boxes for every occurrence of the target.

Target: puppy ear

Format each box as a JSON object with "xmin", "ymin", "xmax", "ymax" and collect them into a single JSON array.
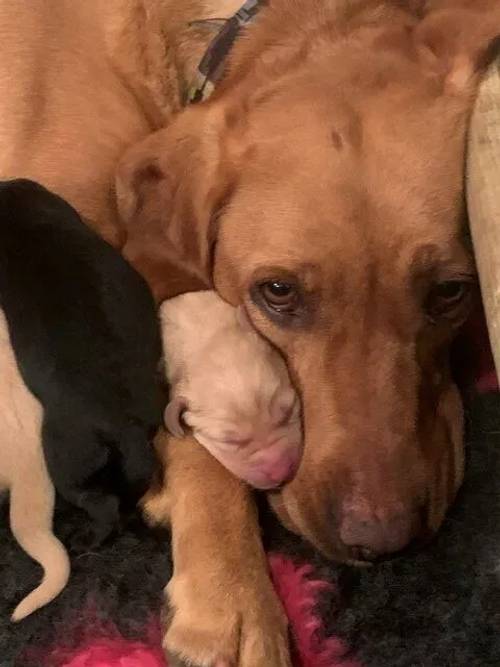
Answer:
[
  {"xmin": 116, "ymin": 105, "xmax": 232, "ymax": 301},
  {"xmin": 415, "ymin": 2, "xmax": 500, "ymax": 93},
  {"xmin": 164, "ymin": 396, "xmax": 189, "ymax": 438}
]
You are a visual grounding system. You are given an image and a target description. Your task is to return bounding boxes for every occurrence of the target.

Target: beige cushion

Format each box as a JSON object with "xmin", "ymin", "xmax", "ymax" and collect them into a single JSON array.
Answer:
[{"xmin": 467, "ymin": 56, "xmax": 500, "ymax": 376}]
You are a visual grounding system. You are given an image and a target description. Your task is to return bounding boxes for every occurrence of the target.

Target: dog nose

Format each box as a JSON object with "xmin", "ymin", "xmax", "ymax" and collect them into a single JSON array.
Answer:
[{"xmin": 339, "ymin": 507, "xmax": 420, "ymax": 556}]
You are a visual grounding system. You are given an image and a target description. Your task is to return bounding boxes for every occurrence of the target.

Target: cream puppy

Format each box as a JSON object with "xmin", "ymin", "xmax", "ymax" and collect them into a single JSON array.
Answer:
[
  {"xmin": 0, "ymin": 309, "xmax": 70, "ymax": 622},
  {"xmin": 160, "ymin": 291, "xmax": 302, "ymax": 490}
]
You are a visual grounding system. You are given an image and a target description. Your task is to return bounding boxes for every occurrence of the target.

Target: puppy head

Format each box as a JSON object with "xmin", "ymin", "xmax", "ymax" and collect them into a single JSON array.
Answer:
[
  {"xmin": 117, "ymin": 1, "xmax": 499, "ymax": 560},
  {"xmin": 164, "ymin": 310, "xmax": 302, "ymax": 489}
]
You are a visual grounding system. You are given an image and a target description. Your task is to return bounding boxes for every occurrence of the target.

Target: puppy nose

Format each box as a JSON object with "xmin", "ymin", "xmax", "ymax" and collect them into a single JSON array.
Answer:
[
  {"xmin": 339, "ymin": 507, "xmax": 420, "ymax": 556},
  {"xmin": 259, "ymin": 453, "xmax": 299, "ymax": 487},
  {"xmin": 265, "ymin": 456, "xmax": 297, "ymax": 485}
]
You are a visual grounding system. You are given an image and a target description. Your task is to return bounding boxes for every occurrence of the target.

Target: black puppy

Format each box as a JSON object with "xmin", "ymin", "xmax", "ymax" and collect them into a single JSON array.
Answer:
[{"xmin": 0, "ymin": 179, "xmax": 163, "ymax": 548}]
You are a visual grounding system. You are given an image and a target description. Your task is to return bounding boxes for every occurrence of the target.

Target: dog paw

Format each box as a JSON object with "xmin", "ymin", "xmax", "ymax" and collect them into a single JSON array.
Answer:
[{"xmin": 162, "ymin": 571, "xmax": 291, "ymax": 667}]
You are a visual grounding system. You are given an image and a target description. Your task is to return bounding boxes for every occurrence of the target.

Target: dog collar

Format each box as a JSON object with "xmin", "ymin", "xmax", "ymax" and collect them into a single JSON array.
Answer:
[{"xmin": 187, "ymin": 0, "xmax": 264, "ymax": 104}]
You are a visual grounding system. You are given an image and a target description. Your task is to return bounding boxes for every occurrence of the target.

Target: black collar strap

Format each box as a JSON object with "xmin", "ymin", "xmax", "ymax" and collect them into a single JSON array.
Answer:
[{"xmin": 187, "ymin": 0, "xmax": 264, "ymax": 104}]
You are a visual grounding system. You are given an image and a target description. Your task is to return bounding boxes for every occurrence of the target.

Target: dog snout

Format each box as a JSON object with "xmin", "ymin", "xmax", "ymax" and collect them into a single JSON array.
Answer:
[{"xmin": 339, "ymin": 503, "xmax": 422, "ymax": 557}]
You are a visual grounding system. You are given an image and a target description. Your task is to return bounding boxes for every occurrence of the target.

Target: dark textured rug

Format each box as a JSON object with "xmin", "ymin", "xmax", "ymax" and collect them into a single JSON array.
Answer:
[{"xmin": 0, "ymin": 392, "xmax": 498, "ymax": 667}]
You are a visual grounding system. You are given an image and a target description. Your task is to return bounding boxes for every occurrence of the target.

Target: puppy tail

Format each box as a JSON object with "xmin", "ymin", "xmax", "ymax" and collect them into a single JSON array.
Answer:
[
  {"xmin": 11, "ymin": 534, "xmax": 70, "ymax": 622},
  {"xmin": 9, "ymin": 456, "xmax": 70, "ymax": 622}
]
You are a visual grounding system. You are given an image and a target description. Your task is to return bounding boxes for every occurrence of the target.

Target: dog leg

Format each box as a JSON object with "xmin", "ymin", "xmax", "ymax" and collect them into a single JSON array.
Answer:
[{"xmin": 144, "ymin": 430, "xmax": 292, "ymax": 667}]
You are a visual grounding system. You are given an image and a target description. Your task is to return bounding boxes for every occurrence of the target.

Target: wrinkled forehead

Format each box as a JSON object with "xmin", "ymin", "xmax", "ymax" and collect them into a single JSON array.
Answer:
[
  {"xmin": 217, "ymin": 84, "xmax": 471, "ymax": 291},
  {"xmin": 188, "ymin": 389, "xmax": 280, "ymax": 434},
  {"xmin": 217, "ymin": 170, "xmax": 469, "ymax": 302}
]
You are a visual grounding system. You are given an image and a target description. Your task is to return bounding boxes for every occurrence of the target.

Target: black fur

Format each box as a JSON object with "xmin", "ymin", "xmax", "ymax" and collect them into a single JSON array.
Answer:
[{"xmin": 0, "ymin": 179, "xmax": 164, "ymax": 547}]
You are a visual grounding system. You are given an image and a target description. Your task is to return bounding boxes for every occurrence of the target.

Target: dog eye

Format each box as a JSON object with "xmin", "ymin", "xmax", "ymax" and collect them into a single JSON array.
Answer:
[
  {"xmin": 259, "ymin": 281, "xmax": 297, "ymax": 312},
  {"xmin": 425, "ymin": 280, "xmax": 472, "ymax": 320}
]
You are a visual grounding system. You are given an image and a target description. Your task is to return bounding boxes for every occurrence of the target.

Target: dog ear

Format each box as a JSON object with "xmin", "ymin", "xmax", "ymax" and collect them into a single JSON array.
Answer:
[
  {"xmin": 116, "ymin": 105, "xmax": 231, "ymax": 301},
  {"xmin": 415, "ymin": 1, "xmax": 500, "ymax": 94},
  {"xmin": 164, "ymin": 396, "xmax": 189, "ymax": 438}
]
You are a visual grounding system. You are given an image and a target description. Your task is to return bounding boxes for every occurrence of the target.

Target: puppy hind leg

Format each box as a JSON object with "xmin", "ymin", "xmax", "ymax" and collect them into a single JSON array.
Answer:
[
  {"xmin": 9, "ymin": 457, "xmax": 70, "ymax": 621},
  {"xmin": 67, "ymin": 489, "xmax": 121, "ymax": 551},
  {"xmin": 117, "ymin": 423, "xmax": 157, "ymax": 510},
  {"xmin": 42, "ymin": 419, "xmax": 120, "ymax": 549}
]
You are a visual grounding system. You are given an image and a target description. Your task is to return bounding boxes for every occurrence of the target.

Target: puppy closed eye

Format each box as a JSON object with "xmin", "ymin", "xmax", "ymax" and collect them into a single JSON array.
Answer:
[{"xmin": 219, "ymin": 431, "xmax": 252, "ymax": 447}]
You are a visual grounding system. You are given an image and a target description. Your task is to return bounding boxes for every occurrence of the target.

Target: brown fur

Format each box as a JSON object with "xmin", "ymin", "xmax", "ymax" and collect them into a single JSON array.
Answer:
[
  {"xmin": 0, "ymin": 310, "xmax": 70, "ymax": 622},
  {"xmin": 144, "ymin": 432, "xmax": 290, "ymax": 666},
  {"xmin": 0, "ymin": 2, "xmax": 287, "ymax": 663},
  {"xmin": 120, "ymin": 1, "xmax": 500, "ymax": 664},
  {"xmin": 120, "ymin": 0, "xmax": 500, "ymax": 550},
  {"xmin": 3, "ymin": 1, "xmax": 500, "ymax": 664}
]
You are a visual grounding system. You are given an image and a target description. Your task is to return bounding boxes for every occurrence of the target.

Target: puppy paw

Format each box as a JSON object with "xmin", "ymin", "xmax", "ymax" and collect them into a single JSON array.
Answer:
[{"xmin": 162, "ymin": 571, "xmax": 291, "ymax": 667}]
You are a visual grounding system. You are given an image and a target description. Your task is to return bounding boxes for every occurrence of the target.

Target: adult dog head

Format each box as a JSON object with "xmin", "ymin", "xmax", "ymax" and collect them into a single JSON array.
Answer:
[{"xmin": 117, "ymin": 0, "xmax": 500, "ymax": 562}]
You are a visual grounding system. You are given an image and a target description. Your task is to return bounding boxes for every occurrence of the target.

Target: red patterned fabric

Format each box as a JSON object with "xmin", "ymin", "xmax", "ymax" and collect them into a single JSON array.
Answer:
[{"xmin": 50, "ymin": 555, "xmax": 353, "ymax": 667}]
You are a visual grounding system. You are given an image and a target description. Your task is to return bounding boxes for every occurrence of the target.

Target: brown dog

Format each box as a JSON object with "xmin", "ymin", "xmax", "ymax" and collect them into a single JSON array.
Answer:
[
  {"xmin": 118, "ymin": 1, "xmax": 500, "ymax": 664},
  {"xmin": 2, "ymin": 0, "xmax": 499, "ymax": 665},
  {"xmin": 161, "ymin": 291, "xmax": 302, "ymax": 489}
]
